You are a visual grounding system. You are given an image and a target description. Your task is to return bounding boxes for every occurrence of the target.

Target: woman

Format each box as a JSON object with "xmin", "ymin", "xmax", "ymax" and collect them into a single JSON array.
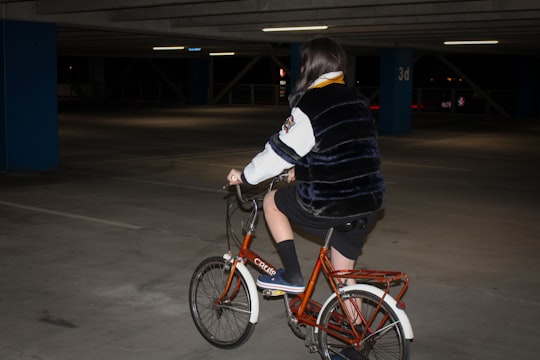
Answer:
[{"xmin": 227, "ymin": 37, "xmax": 385, "ymax": 294}]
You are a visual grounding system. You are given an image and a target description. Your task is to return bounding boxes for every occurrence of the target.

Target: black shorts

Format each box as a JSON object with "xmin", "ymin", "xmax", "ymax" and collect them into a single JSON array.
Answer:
[{"xmin": 273, "ymin": 185, "xmax": 378, "ymax": 260}]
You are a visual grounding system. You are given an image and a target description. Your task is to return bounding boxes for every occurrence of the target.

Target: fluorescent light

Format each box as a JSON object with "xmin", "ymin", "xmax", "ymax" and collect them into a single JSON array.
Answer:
[
  {"xmin": 209, "ymin": 52, "xmax": 235, "ymax": 56},
  {"xmin": 262, "ymin": 25, "xmax": 328, "ymax": 32},
  {"xmin": 444, "ymin": 40, "xmax": 499, "ymax": 45},
  {"xmin": 188, "ymin": 48, "xmax": 202, "ymax": 52},
  {"xmin": 152, "ymin": 46, "xmax": 185, "ymax": 51}
]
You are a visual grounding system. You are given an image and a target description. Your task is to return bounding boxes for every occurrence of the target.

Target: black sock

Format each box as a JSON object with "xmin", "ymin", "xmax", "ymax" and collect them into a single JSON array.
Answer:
[{"xmin": 277, "ymin": 240, "xmax": 304, "ymax": 285}]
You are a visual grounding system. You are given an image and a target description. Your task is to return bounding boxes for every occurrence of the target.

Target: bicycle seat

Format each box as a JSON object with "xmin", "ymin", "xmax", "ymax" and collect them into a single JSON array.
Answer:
[{"xmin": 334, "ymin": 218, "xmax": 367, "ymax": 232}]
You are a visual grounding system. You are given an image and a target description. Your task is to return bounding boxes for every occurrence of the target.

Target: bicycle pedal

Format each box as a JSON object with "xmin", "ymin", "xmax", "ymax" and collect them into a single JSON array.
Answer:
[{"xmin": 262, "ymin": 289, "xmax": 286, "ymax": 297}]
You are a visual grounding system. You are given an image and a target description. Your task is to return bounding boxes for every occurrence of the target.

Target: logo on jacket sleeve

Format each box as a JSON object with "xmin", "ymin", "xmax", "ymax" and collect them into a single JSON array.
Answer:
[{"xmin": 282, "ymin": 115, "xmax": 295, "ymax": 133}]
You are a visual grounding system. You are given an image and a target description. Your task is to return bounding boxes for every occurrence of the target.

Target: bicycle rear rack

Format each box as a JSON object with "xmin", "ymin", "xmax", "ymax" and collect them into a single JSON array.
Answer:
[{"xmin": 329, "ymin": 269, "xmax": 409, "ymax": 307}]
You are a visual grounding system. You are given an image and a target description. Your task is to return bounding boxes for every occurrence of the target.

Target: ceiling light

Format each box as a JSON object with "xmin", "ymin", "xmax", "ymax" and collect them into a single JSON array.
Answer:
[
  {"xmin": 262, "ymin": 25, "xmax": 328, "ymax": 32},
  {"xmin": 209, "ymin": 52, "xmax": 235, "ymax": 56},
  {"xmin": 152, "ymin": 46, "xmax": 185, "ymax": 51},
  {"xmin": 444, "ymin": 40, "xmax": 499, "ymax": 45}
]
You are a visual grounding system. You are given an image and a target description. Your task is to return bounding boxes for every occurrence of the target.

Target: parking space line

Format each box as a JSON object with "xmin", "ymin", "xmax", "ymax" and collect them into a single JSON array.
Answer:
[{"xmin": 0, "ymin": 200, "xmax": 142, "ymax": 230}]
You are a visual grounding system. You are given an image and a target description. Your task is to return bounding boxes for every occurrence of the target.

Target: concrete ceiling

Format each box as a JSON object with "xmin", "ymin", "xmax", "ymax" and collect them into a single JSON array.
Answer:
[{"xmin": 2, "ymin": 0, "xmax": 540, "ymax": 57}]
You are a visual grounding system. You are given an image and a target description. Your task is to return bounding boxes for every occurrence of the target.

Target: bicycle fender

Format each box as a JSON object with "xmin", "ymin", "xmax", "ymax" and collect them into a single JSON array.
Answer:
[
  {"xmin": 232, "ymin": 260, "xmax": 260, "ymax": 324},
  {"xmin": 315, "ymin": 284, "xmax": 414, "ymax": 340}
]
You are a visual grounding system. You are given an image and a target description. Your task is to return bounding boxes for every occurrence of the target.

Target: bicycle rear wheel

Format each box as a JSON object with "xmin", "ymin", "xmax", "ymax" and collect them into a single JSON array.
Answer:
[
  {"xmin": 317, "ymin": 289, "xmax": 410, "ymax": 360},
  {"xmin": 189, "ymin": 256, "xmax": 255, "ymax": 348}
]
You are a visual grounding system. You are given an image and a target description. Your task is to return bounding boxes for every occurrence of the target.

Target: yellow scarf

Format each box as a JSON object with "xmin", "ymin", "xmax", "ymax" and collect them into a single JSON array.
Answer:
[{"xmin": 309, "ymin": 74, "xmax": 345, "ymax": 89}]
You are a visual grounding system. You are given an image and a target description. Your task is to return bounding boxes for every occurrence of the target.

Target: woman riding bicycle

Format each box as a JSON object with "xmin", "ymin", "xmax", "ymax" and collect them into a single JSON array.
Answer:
[{"xmin": 227, "ymin": 37, "xmax": 385, "ymax": 294}]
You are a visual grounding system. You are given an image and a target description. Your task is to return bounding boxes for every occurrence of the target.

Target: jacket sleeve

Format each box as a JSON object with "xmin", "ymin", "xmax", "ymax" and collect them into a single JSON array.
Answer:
[{"xmin": 242, "ymin": 107, "xmax": 315, "ymax": 185}]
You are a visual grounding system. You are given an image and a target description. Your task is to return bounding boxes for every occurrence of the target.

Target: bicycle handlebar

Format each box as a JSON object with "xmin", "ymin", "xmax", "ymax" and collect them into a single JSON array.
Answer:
[
  {"xmin": 225, "ymin": 172, "xmax": 289, "ymax": 247},
  {"xmin": 226, "ymin": 172, "xmax": 289, "ymax": 205}
]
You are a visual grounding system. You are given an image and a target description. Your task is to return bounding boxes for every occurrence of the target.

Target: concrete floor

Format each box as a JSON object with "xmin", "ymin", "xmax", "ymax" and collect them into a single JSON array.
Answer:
[{"xmin": 1, "ymin": 105, "xmax": 539, "ymax": 360}]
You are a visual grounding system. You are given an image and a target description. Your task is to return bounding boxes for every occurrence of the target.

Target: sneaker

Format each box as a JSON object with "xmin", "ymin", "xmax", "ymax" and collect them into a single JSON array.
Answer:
[{"xmin": 256, "ymin": 269, "xmax": 305, "ymax": 294}]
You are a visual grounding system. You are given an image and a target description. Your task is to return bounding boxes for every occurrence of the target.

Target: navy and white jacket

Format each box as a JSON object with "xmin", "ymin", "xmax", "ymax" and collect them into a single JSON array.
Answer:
[{"xmin": 242, "ymin": 72, "xmax": 385, "ymax": 219}]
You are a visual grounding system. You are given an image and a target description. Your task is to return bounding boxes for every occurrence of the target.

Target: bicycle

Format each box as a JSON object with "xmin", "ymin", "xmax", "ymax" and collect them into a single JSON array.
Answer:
[{"xmin": 189, "ymin": 175, "xmax": 414, "ymax": 359}]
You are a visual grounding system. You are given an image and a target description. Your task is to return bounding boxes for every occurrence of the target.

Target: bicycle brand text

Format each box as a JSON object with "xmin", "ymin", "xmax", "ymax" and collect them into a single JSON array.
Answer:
[{"xmin": 254, "ymin": 258, "xmax": 277, "ymax": 276}]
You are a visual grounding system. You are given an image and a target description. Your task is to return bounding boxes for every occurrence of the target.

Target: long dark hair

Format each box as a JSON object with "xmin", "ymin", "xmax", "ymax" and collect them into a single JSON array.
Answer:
[{"xmin": 294, "ymin": 37, "xmax": 348, "ymax": 93}]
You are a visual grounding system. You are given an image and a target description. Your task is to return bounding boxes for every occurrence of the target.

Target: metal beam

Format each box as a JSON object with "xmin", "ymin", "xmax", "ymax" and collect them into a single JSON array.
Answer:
[
  {"xmin": 1, "ymin": 0, "xmax": 539, "ymax": 57},
  {"xmin": 37, "ymin": 0, "xmax": 237, "ymax": 14},
  {"xmin": 111, "ymin": 0, "xmax": 488, "ymax": 21},
  {"xmin": 147, "ymin": 59, "xmax": 187, "ymax": 103},
  {"xmin": 166, "ymin": 8, "xmax": 540, "ymax": 28},
  {"xmin": 436, "ymin": 54, "xmax": 511, "ymax": 117},
  {"xmin": 105, "ymin": 0, "xmax": 540, "ymax": 24},
  {"xmin": 211, "ymin": 55, "xmax": 264, "ymax": 105}
]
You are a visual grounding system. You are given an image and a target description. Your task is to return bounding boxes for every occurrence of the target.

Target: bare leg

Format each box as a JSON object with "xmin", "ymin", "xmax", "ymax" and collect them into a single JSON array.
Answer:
[
  {"xmin": 263, "ymin": 190, "xmax": 294, "ymax": 243},
  {"xmin": 331, "ymin": 246, "xmax": 362, "ymax": 325},
  {"xmin": 330, "ymin": 246, "xmax": 356, "ymax": 286},
  {"xmin": 262, "ymin": 190, "xmax": 303, "ymax": 285}
]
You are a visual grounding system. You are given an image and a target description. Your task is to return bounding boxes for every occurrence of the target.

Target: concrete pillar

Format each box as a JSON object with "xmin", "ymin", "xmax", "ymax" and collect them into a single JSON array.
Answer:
[
  {"xmin": 189, "ymin": 58, "xmax": 209, "ymax": 105},
  {"xmin": 346, "ymin": 55, "xmax": 356, "ymax": 88},
  {"xmin": 517, "ymin": 56, "xmax": 539, "ymax": 118},
  {"xmin": 378, "ymin": 48, "xmax": 413, "ymax": 134},
  {"xmin": 88, "ymin": 58, "xmax": 105, "ymax": 101},
  {"xmin": 0, "ymin": 20, "xmax": 58, "ymax": 171}
]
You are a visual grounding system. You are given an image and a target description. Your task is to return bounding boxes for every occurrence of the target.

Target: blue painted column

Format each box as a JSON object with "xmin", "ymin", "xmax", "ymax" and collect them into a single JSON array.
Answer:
[
  {"xmin": 517, "ymin": 56, "xmax": 539, "ymax": 118},
  {"xmin": 1, "ymin": 20, "xmax": 58, "ymax": 171},
  {"xmin": 378, "ymin": 48, "xmax": 413, "ymax": 134},
  {"xmin": 188, "ymin": 58, "xmax": 209, "ymax": 105}
]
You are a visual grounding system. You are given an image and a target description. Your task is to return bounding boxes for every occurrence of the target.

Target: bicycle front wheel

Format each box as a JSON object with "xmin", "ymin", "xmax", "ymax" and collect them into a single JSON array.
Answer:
[
  {"xmin": 189, "ymin": 256, "xmax": 255, "ymax": 348},
  {"xmin": 317, "ymin": 289, "xmax": 410, "ymax": 360}
]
